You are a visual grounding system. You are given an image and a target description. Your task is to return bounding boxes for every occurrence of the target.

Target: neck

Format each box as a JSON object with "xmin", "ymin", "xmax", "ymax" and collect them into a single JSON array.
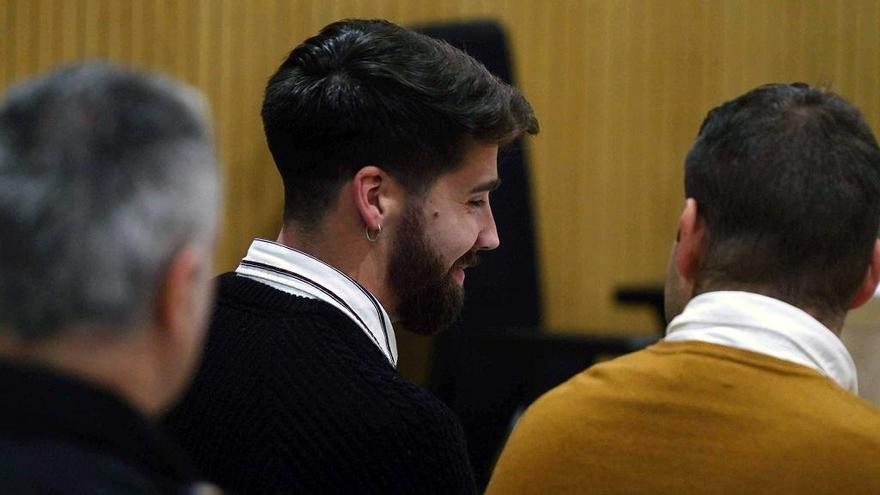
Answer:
[
  {"xmin": 277, "ymin": 221, "xmax": 398, "ymax": 312},
  {"xmin": 0, "ymin": 326, "xmax": 164, "ymax": 416},
  {"xmin": 692, "ymin": 284, "xmax": 845, "ymax": 335}
]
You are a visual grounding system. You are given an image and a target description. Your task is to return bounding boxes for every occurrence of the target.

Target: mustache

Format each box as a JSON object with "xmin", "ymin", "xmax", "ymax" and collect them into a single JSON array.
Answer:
[{"xmin": 454, "ymin": 251, "xmax": 481, "ymax": 270}]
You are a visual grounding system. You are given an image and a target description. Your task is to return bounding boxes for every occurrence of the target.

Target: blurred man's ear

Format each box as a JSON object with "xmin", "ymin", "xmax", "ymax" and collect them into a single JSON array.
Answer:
[
  {"xmin": 158, "ymin": 248, "xmax": 205, "ymax": 334},
  {"xmin": 154, "ymin": 246, "xmax": 214, "ymax": 406},
  {"xmin": 674, "ymin": 198, "xmax": 706, "ymax": 287},
  {"xmin": 849, "ymin": 239, "xmax": 880, "ymax": 310}
]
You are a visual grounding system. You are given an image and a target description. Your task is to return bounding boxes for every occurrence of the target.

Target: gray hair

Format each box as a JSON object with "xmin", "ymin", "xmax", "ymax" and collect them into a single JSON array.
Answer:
[{"xmin": 0, "ymin": 62, "xmax": 221, "ymax": 340}]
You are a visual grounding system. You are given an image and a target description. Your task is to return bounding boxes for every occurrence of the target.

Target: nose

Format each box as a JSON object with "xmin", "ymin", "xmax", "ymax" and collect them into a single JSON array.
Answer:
[{"xmin": 476, "ymin": 205, "xmax": 500, "ymax": 251}]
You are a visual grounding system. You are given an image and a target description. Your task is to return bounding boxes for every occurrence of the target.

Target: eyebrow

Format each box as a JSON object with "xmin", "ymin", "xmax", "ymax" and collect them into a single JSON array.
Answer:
[{"xmin": 471, "ymin": 178, "xmax": 502, "ymax": 194}]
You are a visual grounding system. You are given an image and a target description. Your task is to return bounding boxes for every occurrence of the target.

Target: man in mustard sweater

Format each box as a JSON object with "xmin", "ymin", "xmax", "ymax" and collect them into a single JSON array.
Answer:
[{"xmin": 487, "ymin": 83, "xmax": 880, "ymax": 494}]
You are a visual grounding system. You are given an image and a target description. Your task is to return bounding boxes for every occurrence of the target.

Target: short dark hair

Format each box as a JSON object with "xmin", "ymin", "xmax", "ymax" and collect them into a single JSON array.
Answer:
[
  {"xmin": 261, "ymin": 19, "xmax": 538, "ymax": 228},
  {"xmin": 685, "ymin": 83, "xmax": 880, "ymax": 319}
]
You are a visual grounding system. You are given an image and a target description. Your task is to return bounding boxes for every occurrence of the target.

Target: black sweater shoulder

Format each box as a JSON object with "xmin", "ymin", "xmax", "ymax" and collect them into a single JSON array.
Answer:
[{"xmin": 164, "ymin": 273, "xmax": 476, "ymax": 495}]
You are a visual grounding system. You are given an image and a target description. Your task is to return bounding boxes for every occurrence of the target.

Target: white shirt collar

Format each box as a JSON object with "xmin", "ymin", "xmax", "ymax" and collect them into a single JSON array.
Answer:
[
  {"xmin": 234, "ymin": 238, "xmax": 397, "ymax": 367},
  {"xmin": 665, "ymin": 291, "xmax": 858, "ymax": 393}
]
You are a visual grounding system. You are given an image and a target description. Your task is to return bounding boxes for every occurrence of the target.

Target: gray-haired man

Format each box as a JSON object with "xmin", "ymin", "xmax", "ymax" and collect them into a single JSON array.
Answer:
[{"xmin": 0, "ymin": 63, "xmax": 222, "ymax": 494}]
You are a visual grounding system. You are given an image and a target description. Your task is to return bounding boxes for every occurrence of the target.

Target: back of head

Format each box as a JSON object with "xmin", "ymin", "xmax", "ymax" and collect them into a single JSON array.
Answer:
[
  {"xmin": 685, "ymin": 83, "xmax": 880, "ymax": 320},
  {"xmin": 262, "ymin": 19, "xmax": 538, "ymax": 229},
  {"xmin": 0, "ymin": 62, "xmax": 220, "ymax": 341}
]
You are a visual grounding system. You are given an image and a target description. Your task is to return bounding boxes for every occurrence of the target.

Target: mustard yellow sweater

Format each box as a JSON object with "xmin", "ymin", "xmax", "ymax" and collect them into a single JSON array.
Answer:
[{"xmin": 486, "ymin": 340, "xmax": 880, "ymax": 495}]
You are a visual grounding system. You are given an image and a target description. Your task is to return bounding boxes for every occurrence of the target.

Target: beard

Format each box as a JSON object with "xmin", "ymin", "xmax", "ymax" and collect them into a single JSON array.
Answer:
[{"xmin": 387, "ymin": 202, "xmax": 478, "ymax": 335}]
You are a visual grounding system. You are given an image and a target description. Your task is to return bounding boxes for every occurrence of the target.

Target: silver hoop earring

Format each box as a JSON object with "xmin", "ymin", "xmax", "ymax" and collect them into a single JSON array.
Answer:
[{"xmin": 365, "ymin": 224, "xmax": 382, "ymax": 243}]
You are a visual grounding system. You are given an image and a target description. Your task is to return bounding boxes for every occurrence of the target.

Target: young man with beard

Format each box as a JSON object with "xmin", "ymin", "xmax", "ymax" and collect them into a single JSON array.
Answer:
[
  {"xmin": 164, "ymin": 19, "xmax": 538, "ymax": 495},
  {"xmin": 486, "ymin": 83, "xmax": 880, "ymax": 494}
]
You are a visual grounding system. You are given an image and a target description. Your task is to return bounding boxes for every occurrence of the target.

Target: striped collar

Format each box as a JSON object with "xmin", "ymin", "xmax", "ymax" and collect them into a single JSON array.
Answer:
[
  {"xmin": 234, "ymin": 238, "xmax": 397, "ymax": 367},
  {"xmin": 665, "ymin": 291, "xmax": 857, "ymax": 393}
]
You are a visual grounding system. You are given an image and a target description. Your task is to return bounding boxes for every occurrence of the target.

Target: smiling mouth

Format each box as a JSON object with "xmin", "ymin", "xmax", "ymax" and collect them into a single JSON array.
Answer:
[
  {"xmin": 450, "ymin": 252, "xmax": 480, "ymax": 285},
  {"xmin": 452, "ymin": 267, "xmax": 467, "ymax": 285}
]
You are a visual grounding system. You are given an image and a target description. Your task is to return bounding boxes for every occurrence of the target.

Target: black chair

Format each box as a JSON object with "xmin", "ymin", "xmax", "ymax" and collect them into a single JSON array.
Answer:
[
  {"xmin": 416, "ymin": 20, "xmax": 656, "ymax": 490},
  {"xmin": 430, "ymin": 327, "xmax": 653, "ymax": 489}
]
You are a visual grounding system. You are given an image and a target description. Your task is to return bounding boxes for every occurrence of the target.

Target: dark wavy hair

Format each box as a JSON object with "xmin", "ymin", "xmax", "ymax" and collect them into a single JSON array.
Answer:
[
  {"xmin": 685, "ymin": 83, "xmax": 880, "ymax": 319},
  {"xmin": 262, "ymin": 19, "xmax": 538, "ymax": 229}
]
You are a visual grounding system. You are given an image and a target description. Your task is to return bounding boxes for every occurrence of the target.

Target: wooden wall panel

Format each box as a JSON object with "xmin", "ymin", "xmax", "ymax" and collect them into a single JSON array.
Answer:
[{"xmin": 2, "ymin": 0, "xmax": 879, "ymax": 335}]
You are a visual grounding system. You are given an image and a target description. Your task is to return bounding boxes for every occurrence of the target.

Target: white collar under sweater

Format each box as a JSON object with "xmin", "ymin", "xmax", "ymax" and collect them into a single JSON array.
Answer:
[
  {"xmin": 665, "ymin": 291, "xmax": 858, "ymax": 393},
  {"xmin": 234, "ymin": 238, "xmax": 398, "ymax": 367}
]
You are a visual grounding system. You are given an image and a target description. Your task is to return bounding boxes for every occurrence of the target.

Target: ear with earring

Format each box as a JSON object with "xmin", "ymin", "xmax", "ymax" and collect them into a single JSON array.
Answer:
[{"xmin": 365, "ymin": 224, "xmax": 382, "ymax": 243}]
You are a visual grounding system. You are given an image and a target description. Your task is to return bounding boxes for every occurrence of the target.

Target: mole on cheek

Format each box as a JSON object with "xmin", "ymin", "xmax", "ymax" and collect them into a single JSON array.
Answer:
[{"xmin": 432, "ymin": 211, "xmax": 440, "ymax": 219}]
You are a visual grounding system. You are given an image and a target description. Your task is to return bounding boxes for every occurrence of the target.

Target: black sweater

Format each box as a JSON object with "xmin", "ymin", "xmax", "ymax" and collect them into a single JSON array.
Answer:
[{"xmin": 163, "ymin": 273, "xmax": 476, "ymax": 494}]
